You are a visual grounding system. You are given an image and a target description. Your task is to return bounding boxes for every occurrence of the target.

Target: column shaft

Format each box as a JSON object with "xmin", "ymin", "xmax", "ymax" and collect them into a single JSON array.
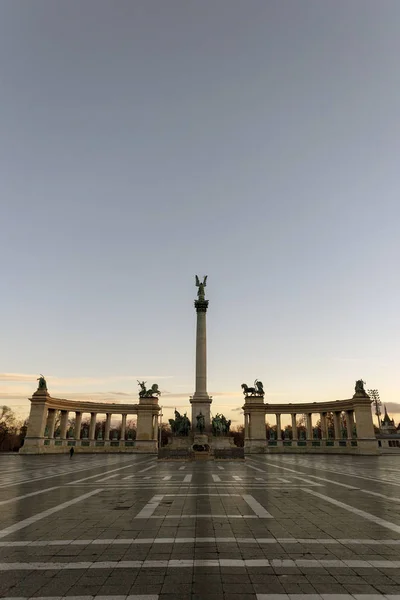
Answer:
[
  {"xmin": 121, "ymin": 414, "xmax": 127, "ymax": 440},
  {"xmin": 346, "ymin": 410, "xmax": 354, "ymax": 439},
  {"xmin": 47, "ymin": 409, "xmax": 57, "ymax": 438},
  {"xmin": 60, "ymin": 411, "xmax": 69, "ymax": 439},
  {"xmin": 291, "ymin": 414, "xmax": 298, "ymax": 440},
  {"xmin": 105, "ymin": 413, "xmax": 111, "ymax": 441},
  {"xmin": 194, "ymin": 310, "xmax": 207, "ymax": 397},
  {"xmin": 276, "ymin": 414, "xmax": 282, "ymax": 440},
  {"xmin": 75, "ymin": 412, "xmax": 82, "ymax": 440},
  {"xmin": 89, "ymin": 413, "xmax": 96, "ymax": 440},
  {"xmin": 320, "ymin": 412, "xmax": 327, "ymax": 440},
  {"xmin": 306, "ymin": 413, "xmax": 313, "ymax": 439},
  {"xmin": 333, "ymin": 411, "xmax": 341, "ymax": 439}
]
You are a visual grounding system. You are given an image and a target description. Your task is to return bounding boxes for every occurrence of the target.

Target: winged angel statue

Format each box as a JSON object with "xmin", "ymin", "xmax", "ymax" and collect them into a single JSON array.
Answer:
[{"xmin": 195, "ymin": 275, "xmax": 207, "ymax": 299}]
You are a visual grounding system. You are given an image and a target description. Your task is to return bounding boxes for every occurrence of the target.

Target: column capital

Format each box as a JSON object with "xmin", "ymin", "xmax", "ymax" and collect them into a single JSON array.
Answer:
[{"xmin": 194, "ymin": 299, "xmax": 209, "ymax": 312}]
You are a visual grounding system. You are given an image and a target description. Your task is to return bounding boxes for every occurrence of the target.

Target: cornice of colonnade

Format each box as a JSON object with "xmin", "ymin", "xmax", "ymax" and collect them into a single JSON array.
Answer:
[
  {"xmin": 244, "ymin": 396, "xmax": 373, "ymax": 414},
  {"xmin": 29, "ymin": 390, "xmax": 141, "ymax": 414}
]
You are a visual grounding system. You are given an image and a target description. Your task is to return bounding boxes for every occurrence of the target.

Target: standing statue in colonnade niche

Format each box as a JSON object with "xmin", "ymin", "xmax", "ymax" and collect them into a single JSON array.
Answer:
[
  {"xmin": 37, "ymin": 374, "xmax": 47, "ymax": 391},
  {"xmin": 137, "ymin": 380, "xmax": 161, "ymax": 398},
  {"xmin": 241, "ymin": 379, "xmax": 264, "ymax": 397},
  {"xmin": 195, "ymin": 275, "xmax": 207, "ymax": 300}
]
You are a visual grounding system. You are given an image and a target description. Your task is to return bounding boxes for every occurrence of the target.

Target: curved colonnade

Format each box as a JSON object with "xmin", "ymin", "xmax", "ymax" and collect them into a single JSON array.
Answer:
[
  {"xmin": 20, "ymin": 387, "xmax": 160, "ymax": 453},
  {"xmin": 243, "ymin": 391, "xmax": 378, "ymax": 454}
]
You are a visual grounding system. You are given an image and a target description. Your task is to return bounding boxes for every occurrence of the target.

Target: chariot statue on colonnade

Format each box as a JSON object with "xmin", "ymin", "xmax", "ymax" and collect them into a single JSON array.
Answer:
[
  {"xmin": 241, "ymin": 379, "xmax": 265, "ymax": 397},
  {"xmin": 137, "ymin": 380, "xmax": 161, "ymax": 398}
]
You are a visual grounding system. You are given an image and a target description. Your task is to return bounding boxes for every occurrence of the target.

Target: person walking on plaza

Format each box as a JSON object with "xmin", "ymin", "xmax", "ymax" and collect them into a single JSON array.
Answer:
[{"xmin": 69, "ymin": 446, "xmax": 74, "ymax": 459}]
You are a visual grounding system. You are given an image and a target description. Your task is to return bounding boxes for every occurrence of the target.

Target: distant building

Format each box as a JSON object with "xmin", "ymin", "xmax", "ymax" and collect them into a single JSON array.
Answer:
[{"xmin": 380, "ymin": 405, "xmax": 397, "ymax": 434}]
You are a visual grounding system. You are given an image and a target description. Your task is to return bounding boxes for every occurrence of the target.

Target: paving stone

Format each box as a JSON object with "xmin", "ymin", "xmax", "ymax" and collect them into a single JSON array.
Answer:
[{"xmin": 1, "ymin": 454, "xmax": 400, "ymax": 599}]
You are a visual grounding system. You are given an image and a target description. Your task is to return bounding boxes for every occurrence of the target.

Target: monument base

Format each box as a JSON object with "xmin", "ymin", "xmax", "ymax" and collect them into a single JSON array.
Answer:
[
  {"xmin": 244, "ymin": 438, "xmax": 267, "ymax": 454},
  {"xmin": 19, "ymin": 437, "xmax": 46, "ymax": 454},
  {"xmin": 134, "ymin": 440, "xmax": 158, "ymax": 453}
]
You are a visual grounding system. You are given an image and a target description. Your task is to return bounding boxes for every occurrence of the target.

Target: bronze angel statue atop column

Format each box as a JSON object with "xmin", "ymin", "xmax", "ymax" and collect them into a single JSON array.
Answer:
[{"xmin": 195, "ymin": 275, "xmax": 207, "ymax": 299}]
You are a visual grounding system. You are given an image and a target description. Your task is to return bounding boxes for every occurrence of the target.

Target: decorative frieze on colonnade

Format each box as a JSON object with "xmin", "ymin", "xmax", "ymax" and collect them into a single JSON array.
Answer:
[
  {"xmin": 243, "ymin": 380, "xmax": 378, "ymax": 455},
  {"xmin": 20, "ymin": 380, "xmax": 160, "ymax": 454}
]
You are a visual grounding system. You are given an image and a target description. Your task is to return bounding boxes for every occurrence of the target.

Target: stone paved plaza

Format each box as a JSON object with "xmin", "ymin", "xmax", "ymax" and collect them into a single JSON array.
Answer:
[{"xmin": 0, "ymin": 454, "xmax": 400, "ymax": 600}]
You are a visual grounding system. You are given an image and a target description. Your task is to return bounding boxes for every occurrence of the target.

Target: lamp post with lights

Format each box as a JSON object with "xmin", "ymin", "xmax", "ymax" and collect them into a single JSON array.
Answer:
[{"xmin": 367, "ymin": 389, "xmax": 381, "ymax": 431}]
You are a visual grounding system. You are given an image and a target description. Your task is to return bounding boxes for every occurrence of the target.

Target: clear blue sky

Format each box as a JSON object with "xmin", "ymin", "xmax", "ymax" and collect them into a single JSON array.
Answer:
[{"xmin": 1, "ymin": 1, "xmax": 399, "ymax": 426}]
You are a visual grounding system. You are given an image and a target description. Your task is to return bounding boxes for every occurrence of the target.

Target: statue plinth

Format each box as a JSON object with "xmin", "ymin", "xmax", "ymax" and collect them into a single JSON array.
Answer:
[
  {"xmin": 193, "ymin": 433, "xmax": 208, "ymax": 446},
  {"xmin": 32, "ymin": 388, "xmax": 50, "ymax": 398}
]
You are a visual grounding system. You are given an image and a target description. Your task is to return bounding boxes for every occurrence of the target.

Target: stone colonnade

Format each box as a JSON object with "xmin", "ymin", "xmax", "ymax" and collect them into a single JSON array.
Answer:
[
  {"xmin": 20, "ymin": 387, "xmax": 160, "ymax": 454},
  {"xmin": 243, "ymin": 391, "xmax": 378, "ymax": 455}
]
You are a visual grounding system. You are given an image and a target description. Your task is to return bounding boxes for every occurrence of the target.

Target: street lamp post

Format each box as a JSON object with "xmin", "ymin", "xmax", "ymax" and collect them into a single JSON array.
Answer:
[{"xmin": 368, "ymin": 389, "xmax": 381, "ymax": 431}]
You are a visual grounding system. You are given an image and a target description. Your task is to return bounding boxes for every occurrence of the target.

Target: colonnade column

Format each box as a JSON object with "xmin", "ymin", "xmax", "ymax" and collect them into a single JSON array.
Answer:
[
  {"xmin": 89, "ymin": 412, "xmax": 96, "ymax": 440},
  {"xmin": 333, "ymin": 411, "xmax": 341, "ymax": 440},
  {"xmin": 105, "ymin": 413, "xmax": 111, "ymax": 441},
  {"xmin": 47, "ymin": 409, "xmax": 57, "ymax": 438},
  {"xmin": 320, "ymin": 412, "xmax": 327, "ymax": 440},
  {"xmin": 306, "ymin": 413, "xmax": 313, "ymax": 440},
  {"xmin": 291, "ymin": 413, "xmax": 298, "ymax": 440},
  {"xmin": 276, "ymin": 414, "xmax": 282, "ymax": 440},
  {"xmin": 75, "ymin": 412, "xmax": 82, "ymax": 440},
  {"xmin": 346, "ymin": 410, "xmax": 354, "ymax": 440},
  {"xmin": 60, "ymin": 411, "xmax": 69, "ymax": 439},
  {"xmin": 120, "ymin": 414, "xmax": 127, "ymax": 440}
]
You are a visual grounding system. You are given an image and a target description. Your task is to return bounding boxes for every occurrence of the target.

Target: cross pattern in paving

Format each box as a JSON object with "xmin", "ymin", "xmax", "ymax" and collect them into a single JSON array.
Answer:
[{"xmin": 0, "ymin": 454, "xmax": 400, "ymax": 599}]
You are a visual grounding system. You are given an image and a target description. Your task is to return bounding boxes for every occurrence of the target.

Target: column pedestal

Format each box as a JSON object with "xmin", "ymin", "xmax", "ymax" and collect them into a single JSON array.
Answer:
[
  {"xmin": 136, "ymin": 396, "xmax": 160, "ymax": 452},
  {"xmin": 20, "ymin": 390, "xmax": 50, "ymax": 454},
  {"xmin": 243, "ymin": 395, "xmax": 267, "ymax": 454}
]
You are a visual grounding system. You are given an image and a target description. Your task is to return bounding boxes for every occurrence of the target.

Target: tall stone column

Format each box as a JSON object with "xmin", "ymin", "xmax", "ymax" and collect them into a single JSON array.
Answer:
[{"xmin": 190, "ymin": 276, "xmax": 212, "ymax": 430}]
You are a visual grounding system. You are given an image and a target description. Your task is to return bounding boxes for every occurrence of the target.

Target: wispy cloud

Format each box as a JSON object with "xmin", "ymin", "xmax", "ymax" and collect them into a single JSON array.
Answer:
[{"xmin": 0, "ymin": 373, "xmax": 174, "ymax": 386}]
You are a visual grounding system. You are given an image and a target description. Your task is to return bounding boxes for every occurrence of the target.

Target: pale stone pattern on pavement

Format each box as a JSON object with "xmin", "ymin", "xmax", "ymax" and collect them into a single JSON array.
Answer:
[{"xmin": 0, "ymin": 453, "xmax": 400, "ymax": 599}]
